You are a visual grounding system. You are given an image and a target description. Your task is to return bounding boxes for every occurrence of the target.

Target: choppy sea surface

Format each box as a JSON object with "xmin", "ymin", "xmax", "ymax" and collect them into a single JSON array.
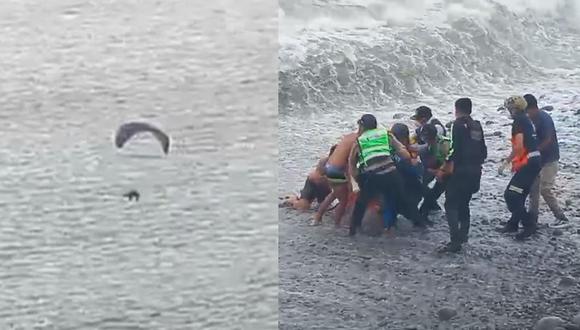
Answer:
[{"xmin": 0, "ymin": 0, "xmax": 277, "ymax": 329}]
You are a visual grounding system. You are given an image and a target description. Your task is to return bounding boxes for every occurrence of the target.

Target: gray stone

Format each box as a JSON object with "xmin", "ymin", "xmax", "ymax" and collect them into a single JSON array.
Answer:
[
  {"xmin": 564, "ymin": 323, "xmax": 580, "ymax": 330},
  {"xmin": 558, "ymin": 276, "xmax": 576, "ymax": 288},
  {"xmin": 541, "ymin": 105, "xmax": 554, "ymax": 112},
  {"xmin": 437, "ymin": 307, "xmax": 457, "ymax": 321},
  {"xmin": 573, "ymin": 314, "xmax": 580, "ymax": 326},
  {"xmin": 534, "ymin": 316, "xmax": 565, "ymax": 330},
  {"xmin": 553, "ymin": 229, "xmax": 564, "ymax": 236}
]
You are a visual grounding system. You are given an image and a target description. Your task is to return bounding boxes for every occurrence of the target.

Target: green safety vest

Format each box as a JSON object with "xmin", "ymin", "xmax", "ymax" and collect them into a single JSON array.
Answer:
[
  {"xmin": 357, "ymin": 129, "xmax": 392, "ymax": 169},
  {"xmin": 430, "ymin": 136, "xmax": 451, "ymax": 165}
]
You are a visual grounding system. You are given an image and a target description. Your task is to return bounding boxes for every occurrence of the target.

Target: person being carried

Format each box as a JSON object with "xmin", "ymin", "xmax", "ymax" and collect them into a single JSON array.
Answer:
[
  {"xmin": 348, "ymin": 114, "xmax": 430, "ymax": 236},
  {"xmin": 434, "ymin": 98, "xmax": 487, "ymax": 253},
  {"xmin": 409, "ymin": 106, "xmax": 447, "ymax": 212},
  {"xmin": 312, "ymin": 133, "xmax": 358, "ymax": 226},
  {"xmin": 283, "ymin": 145, "xmax": 335, "ymax": 212},
  {"xmin": 390, "ymin": 123, "xmax": 423, "ymax": 208},
  {"xmin": 523, "ymin": 94, "xmax": 569, "ymax": 228},
  {"xmin": 497, "ymin": 96, "xmax": 541, "ymax": 241},
  {"xmin": 418, "ymin": 124, "xmax": 451, "ymax": 215}
]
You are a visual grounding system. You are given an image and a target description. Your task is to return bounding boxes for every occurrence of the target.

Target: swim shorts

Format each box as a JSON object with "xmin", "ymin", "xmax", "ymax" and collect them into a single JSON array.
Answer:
[{"xmin": 324, "ymin": 164, "xmax": 348, "ymax": 184}]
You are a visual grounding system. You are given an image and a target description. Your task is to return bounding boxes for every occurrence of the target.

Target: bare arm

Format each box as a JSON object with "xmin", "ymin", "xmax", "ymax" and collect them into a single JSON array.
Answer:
[
  {"xmin": 409, "ymin": 143, "xmax": 428, "ymax": 153},
  {"xmin": 348, "ymin": 143, "xmax": 359, "ymax": 180},
  {"xmin": 314, "ymin": 190, "xmax": 336, "ymax": 222}
]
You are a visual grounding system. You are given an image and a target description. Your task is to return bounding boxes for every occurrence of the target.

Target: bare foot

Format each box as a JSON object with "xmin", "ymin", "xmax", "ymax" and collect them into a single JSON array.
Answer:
[{"xmin": 310, "ymin": 218, "xmax": 322, "ymax": 226}]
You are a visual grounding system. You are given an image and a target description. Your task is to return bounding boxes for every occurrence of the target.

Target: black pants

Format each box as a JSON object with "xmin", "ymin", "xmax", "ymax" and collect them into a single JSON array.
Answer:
[
  {"xmin": 504, "ymin": 158, "xmax": 541, "ymax": 230},
  {"xmin": 350, "ymin": 170, "xmax": 424, "ymax": 235},
  {"xmin": 401, "ymin": 172, "xmax": 423, "ymax": 207},
  {"xmin": 444, "ymin": 168, "xmax": 481, "ymax": 245},
  {"xmin": 421, "ymin": 176, "xmax": 446, "ymax": 211}
]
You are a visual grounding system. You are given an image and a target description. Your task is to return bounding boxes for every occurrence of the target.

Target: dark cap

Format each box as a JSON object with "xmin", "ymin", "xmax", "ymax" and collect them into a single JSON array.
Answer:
[
  {"xmin": 411, "ymin": 106, "xmax": 432, "ymax": 121},
  {"xmin": 523, "ymin": 94, "xmax": 538, "ymax": 110},
  {"xmin": 357, "ymin": 114, "xmax": 377, "ymax": 130}
]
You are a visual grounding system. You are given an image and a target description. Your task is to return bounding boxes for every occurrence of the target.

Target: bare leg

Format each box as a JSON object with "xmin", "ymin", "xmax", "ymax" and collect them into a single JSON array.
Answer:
[
  {"xmin": 312, "ymin": 191, "xmax": 336, "ymax": 225},
  {"xmin": 333, "ymin": 184, "xmax": 350, "ymax": 227}
]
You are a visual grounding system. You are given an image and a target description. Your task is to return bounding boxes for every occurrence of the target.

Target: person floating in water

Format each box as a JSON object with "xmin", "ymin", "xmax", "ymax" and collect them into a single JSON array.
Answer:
[
  {"xmin": 497, "ymin": 96, "xmax": 541, "ymax": 241},
  {"xmin": 523, "ymin": 94, "xmax": 569, "ymax": 228}
]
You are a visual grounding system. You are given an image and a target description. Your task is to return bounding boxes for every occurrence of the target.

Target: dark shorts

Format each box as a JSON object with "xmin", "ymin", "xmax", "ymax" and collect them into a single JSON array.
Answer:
[
  {"xmin": 324, "ymin": 164, "xmax": 348, "ymax": 184},
  {"xmin": 300, "ymin": 177, "xmax": 331, "ymax": 204}
]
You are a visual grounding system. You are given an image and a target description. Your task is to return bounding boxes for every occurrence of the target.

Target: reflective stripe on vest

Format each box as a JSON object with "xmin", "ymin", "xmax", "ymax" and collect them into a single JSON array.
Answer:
[
  {"xmin": 357, "ymin": 129, "xmax": 392, "ymax": 169},
  {"xmin": 433, "ymin": 136, "xmax": 451, "ymax": 164}
]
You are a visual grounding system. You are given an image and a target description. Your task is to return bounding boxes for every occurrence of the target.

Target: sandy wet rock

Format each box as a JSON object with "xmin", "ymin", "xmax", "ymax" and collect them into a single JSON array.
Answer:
[{"xmin": 279, "ymin": 198, "xmax": 580, "ymax": 329}]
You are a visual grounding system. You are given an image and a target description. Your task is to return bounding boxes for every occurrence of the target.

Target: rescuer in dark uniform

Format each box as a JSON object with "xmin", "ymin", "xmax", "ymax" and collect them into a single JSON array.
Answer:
[
  {"xmin": 433, "ymin": 98, "xmax": 487, "ymax": 253},
  {"xmin": 497, "ymin": 96, "xmax": 541, "ymax": 240}
]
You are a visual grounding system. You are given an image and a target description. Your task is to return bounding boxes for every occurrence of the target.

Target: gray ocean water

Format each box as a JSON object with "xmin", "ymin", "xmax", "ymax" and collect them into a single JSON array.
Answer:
[{"xmin": 0, "ymin": 1, "xmax": 277, "ymax": 329}]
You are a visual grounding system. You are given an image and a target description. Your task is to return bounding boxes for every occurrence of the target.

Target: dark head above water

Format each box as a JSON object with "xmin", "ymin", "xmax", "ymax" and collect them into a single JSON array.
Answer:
[
  {"xmin": 114, "ymin": 122, "xmax": 170, "ymax": 154},
  {"xmin": 123, "ymin": 190, "xmax": 140, "ymax": 201}
]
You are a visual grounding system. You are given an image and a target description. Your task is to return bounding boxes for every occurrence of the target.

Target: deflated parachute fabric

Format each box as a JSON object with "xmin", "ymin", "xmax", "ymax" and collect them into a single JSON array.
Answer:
[{"xmin": 114, "ymin": 122, "xmax": 170, "ymax": 154}]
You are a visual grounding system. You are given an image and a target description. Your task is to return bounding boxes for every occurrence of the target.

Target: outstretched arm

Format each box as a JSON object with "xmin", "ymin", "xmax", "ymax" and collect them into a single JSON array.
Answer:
[{"xmin": 313, "ymin": 190, "xmax": 337, "ymax": 223}]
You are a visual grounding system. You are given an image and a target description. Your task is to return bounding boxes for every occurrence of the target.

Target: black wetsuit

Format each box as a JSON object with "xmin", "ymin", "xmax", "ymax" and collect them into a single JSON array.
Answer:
[
  {"xmin": 444, "ymin": 116, "xmax": 487, "ymax": 246},
  {"xmin": 503, "ymin": 113, "xmax": 541, "ymax": 234}
]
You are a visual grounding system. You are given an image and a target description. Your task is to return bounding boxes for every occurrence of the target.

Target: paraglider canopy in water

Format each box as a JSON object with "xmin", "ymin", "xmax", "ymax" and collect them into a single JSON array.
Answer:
[{"xmin": 114, "ymin": 122, "xmax": 170, "ymax": 154}]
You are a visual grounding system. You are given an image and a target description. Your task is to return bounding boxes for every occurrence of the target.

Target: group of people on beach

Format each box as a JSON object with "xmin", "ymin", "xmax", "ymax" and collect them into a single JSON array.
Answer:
[{"xmin": 285, "ymin": 94, "xmax": 569, "ymax": 253}]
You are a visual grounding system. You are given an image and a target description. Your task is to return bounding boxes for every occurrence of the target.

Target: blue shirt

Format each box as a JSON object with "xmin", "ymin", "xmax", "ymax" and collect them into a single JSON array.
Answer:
[
  {"xmin": 531, "ymin": 111, "xmax": 560, "ymax": 165},
  {"xmin": 512, "ymin": 113, "xmax": 538, "ymax": 155}
]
